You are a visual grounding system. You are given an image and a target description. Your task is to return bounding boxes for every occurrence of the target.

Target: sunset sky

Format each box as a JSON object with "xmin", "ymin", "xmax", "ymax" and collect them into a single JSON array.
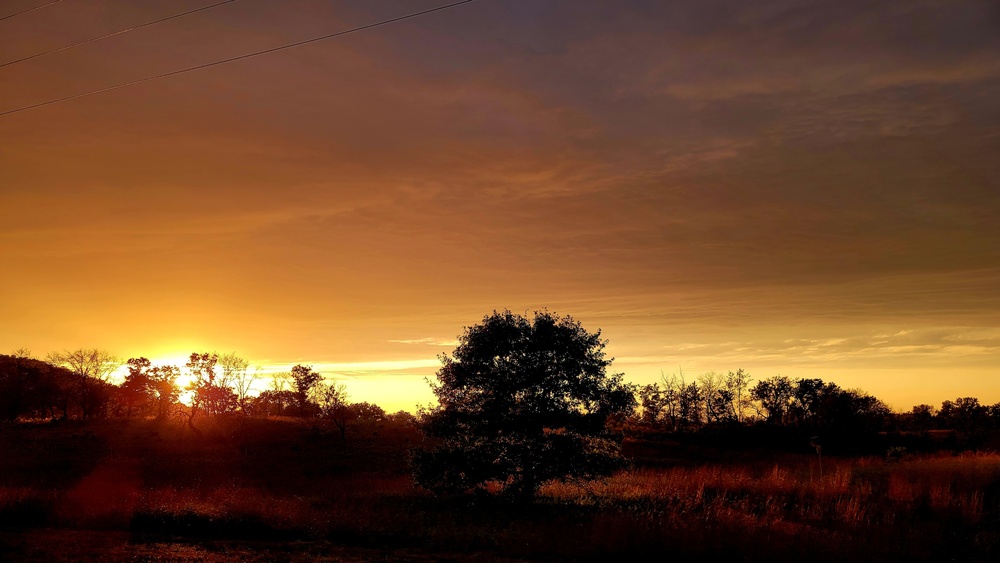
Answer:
[{"xmin": 2, "ymin": 0, "xmax": 998, "ymax": 413}]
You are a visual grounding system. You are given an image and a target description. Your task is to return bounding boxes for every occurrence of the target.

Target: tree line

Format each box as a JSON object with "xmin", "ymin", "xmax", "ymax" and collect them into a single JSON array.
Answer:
[
  {"xmin": 637, "ymin": 369, "xmax": 1000, "ymax": 437},
  {"xmin": 2, "ymin": 348, "xmax": 998, "ymax": 439},
  {"xmin": 0, "ymin": 349, "xmax": 401, "ymax": 438}
]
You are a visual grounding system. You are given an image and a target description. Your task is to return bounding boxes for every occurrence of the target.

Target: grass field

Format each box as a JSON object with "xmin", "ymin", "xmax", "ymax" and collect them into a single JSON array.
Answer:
[{"xmin": 1, "ymin": 417, "xmax": 999, "ymax": 561}]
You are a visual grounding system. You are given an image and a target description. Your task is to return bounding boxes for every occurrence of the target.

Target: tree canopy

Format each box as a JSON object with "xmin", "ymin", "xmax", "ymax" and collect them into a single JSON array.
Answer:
[{"xmin": 412, "ymin": 310, "xmax": 636, "ymax": 497}]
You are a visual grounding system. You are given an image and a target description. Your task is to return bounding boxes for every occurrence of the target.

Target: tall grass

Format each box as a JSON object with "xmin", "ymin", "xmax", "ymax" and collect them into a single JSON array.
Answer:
[
  {"xmin": 532, "ymin": 452, "xmax": 1000, "ymax": 561},
  {"xmin": 544, "ymin": 452, "xmax": 1000, "ymax": 526},
  {"xmin": 3, "ymin": 419, "xmax": 999, "ymax": 561}
]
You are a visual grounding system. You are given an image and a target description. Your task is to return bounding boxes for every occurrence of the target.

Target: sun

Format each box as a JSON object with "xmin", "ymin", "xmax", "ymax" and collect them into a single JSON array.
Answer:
[{"xmin": 145, "ymin": 353, "xmax": 199, "ymax": 405}]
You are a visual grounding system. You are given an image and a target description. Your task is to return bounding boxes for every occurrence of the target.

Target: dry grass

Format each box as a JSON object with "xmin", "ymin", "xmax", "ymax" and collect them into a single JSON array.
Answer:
[
  {"xmin": 2, "ymin": 420, "xmax": 999, "ymax": 561},
  {"xmin": 531, "ymin": 451, "xmax": 1000, "ymax": 562},
  {"xmin": 543, "ymin": 452, "xmax": 1000, "ymax": 529}
]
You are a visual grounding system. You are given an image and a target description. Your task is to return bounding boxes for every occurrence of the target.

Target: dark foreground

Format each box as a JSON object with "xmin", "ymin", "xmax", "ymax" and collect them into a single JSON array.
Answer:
[{"xmin": 2, "ymin": 417, "xmax": 999, "ymax": 562}]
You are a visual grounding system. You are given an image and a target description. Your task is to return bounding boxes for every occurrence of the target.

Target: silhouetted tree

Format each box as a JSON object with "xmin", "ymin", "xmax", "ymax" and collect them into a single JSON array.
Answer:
[
  {"xmin": 677, "ymin": 380, "xmax": 703, "ymax": 431},
  {"xmin": 291, "ymin": 364, "xmax": 322, "ymax": 416},
  {"xmin": 46, "ymin": 348, "xmax": 121, "ymax": 420},
  {"xmin": 388, "ymin": 409, "xmax": 418, "ymax": 427},
  {"xmin": 119, "ymin": 357, "xmax": 180, "ymax": 418},
  {"xmin": 148, "ymin": 365, "xmax": 181, "ymax": 419},
  {"xmin": 897, "ymin": 403, "xmax": 936, "ymax": 432},
  {"xmin": 184, "ymin": 352, "xmax": 218, "ymax": 434},
  {"xmin": 118, "ymin": 358, "xmax": 153, "ymax": 417},
  {"xmin": 199, "ymin": 382, "xmax": 239, "ymax": 416},
  {"xmin": 0, "ymin": 350, "xmax": 34, "ymax": 420},
  {"xmin": 181, "ymin": 352, "xmax": 239, "ymax": 417},
  {"xmin": 806, "ymin": 385, "xmax": 890, "ymax": 435},
  {"xmin": 413, "ymin": 310, "xmax": 636, "ymax": 497},
  {"xmin": 219, "ymin": 352, "xmax": 256, "ymax": 414},
  {"xmin": 347, "ymin": 401, "xmax": 386, "ymax": 435},
  {"xmin": 315, "ymin": 381, "xmax": 350, "ymax": 439},
  {"xmin": 989, "ymin": 402, "xmax": 1000, "ymax": 427},
  {"xmin": 641, "ymin": 371, "xmax": 735, "ymax": 430},
  {"xmin": 725, "ymin": 368, "xmax": 753, "ymax": 423},
  {"xmin": 789, "ymin": 378, "xmax": 826, "ymax": 426},
  {"xmin": 698, "ymin": 371, "xmax": 726, "ymax": 424},
  {"xmin": 751, "ymin": 376, "xmax": 794, "ymax": 425},
  {"xmin": 321, "ymin": 398, "xmax": 387, "ymax": 441},
  {"xmin": 707, "ymin": 387, "xmax": 736, "ymax": 425},
  {"xmin": 251, "ymin": 389, "xmax": 298, "ymax": 416},
  {"xmin": 659, "ymin": 371, "xmax": 683, "ymax": 430},
  {"xmin": 939, "ymin": 397, "xmax": 990, "ymax": 442},
  {"xmin": 269, "ymin": 371, "xmax": 292, "ymax": 392},
  {"xmin": 638, "ymin": 382, "xmax": 666, "ymax": 426}
]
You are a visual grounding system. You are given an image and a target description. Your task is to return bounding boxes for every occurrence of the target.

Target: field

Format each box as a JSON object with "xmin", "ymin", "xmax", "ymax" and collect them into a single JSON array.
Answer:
[{"xmin": 1, "ymin": 417, "xmax": 999, "ymax": 561}]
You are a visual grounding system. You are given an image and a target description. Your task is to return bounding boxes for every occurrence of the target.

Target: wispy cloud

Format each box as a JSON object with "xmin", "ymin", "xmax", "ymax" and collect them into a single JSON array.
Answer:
[
  {"xmin": 647, "ymin": 327, "xmax": 1000, "ymax": 368},
  {"xmin": 387, "ymin": 338, "xmax": 459, "ymax": 347},
  {"xmin": 262, "ymin": 359, "xmax": 442, "ymax": 377}
]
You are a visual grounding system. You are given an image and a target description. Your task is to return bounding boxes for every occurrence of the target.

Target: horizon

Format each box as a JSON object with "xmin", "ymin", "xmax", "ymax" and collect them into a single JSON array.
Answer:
[
  {"xmin": 3, "ymin": 0, "xmax": 998, "ymax": 414},
  {"xmin": 12, "ymin": 336, "xmax": 998, "ymax": 415}
]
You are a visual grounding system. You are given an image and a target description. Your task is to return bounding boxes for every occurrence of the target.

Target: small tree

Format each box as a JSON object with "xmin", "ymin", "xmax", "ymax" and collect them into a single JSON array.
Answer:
[
  {"xmin": 184, "ymin": 352, "xmax": 218, "ymax": 434},
  {"xmin": 659, "ymin": 371, "xmax": 683, "ymax": 431},
  {"xmin": 47, "ymin": 348, "xmax": 121, "ymax": 420},
  {"xmin": 219, "ymin": 352, "xmax": 256, "ymax": 414},
  {"xmin": 120, "ymin": 358, "xmax": 180, "ymax": 420},
  {"xmin": 698, "ymin": 371, "xmax": 724, "ymax": 424},
  {"xmin": 412, "ymin": 310, "xmax": 636, "ymax": 497},
  {"xmin": 252, "ymin": 389, "xmax": 298, "ymax": 417},
  {"xmin": 677, "ymin": 380, "xmax": 703, "ymax": 431},
  {"xmin": 638, "ymin": 383, "xmax": 665, "ymax": 426},
  {"xmin": 725, "ymin": 368, "xmax": 753, "ymax": 424},
  {"xmin": 291, "ymin": 364, "xmax": 322, "ymax": 416},
  {"xmin": 315, "ymin": 382, "xmax": 350, "ymax": 439}
]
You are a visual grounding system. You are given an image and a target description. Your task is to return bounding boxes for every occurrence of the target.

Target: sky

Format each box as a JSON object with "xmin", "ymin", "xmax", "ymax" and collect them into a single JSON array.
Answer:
[{"xmin": 1, "ymin": 0, "xmax": 998, "ymax": 413}]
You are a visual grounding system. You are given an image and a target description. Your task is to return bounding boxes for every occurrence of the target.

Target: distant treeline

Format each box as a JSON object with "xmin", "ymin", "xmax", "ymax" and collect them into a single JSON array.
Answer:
[
  {"xmin": 635, "ymin": 369, "xmax": 1000, "ymax": 434},
  {"xmin": 0, "ymin": 350, "xmax": 409, "ymax": 439},
  {"xmin": 2, "ymin": 350, "xmax": 998, "ymax": 442}
]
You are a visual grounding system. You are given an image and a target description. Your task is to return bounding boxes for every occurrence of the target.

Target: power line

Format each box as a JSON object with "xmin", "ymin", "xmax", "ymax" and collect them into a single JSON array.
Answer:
[
  {"xmin": 1, "ymin": 0, "xmax": 477, "ymax": 117},
  {"xmin": 1, "ymin": 0, "xmax": 240, "ymax": 69},
  {"xmin": 0, "ymin": 0, "xmax": 63, "ymax": 22}
]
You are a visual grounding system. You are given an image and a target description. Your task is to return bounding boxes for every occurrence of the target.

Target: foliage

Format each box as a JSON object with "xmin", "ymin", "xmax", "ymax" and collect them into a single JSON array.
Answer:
[
  {"xmin": 219, "ymin": 352, "xmax": 256, "ymax": 413},
  {"xmin": 939, "ymin": 397, "xmax": 990, "ymax": 435},
  {"xmin": 751, "ymin": 376, "xmax": 795, "ymax": 425},
  {"xmin": 413, "ymin": 310, "xmax": 636, "ymax": 497},
  {"xmin": 252, "ymin": 390, "xmax": 299, "ymax": 417},
  {"xmin": 640, "ymin": 369, "xmax": 750, "ymax": 431},
  {"xmin": 291, "ymin": 364, "xmax": 323, "ymax": 416},
  {"xmin": 725, "ymin": 368, "xmax": 754, "ymax": 423},
  {"xmin": 321, "ymin": 398, "xmax": 388, "ymax": 441},
  {"xmin": 0, "ymin": 352, "xmax": 76, "ymax": 420},
  {"xmin": 45, "ymin": 348, "xmax": 121, "ymax": 420},
  {"xmin": 119, "ymin": 357, "xmax": 180, "ymax": 419},
  {"xmin": 637, "ymin": 372, "xmax": 894, "ymax": 440},
  {"xmin": 315, "ymin": 382, "xmax": 350, "ymax": 438}
]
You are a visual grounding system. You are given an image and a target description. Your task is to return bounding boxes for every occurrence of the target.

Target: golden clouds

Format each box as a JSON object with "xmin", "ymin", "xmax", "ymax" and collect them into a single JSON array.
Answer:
[{"xmin": 1, "ymin": 0, "xmax": 998, "ymax": 409}]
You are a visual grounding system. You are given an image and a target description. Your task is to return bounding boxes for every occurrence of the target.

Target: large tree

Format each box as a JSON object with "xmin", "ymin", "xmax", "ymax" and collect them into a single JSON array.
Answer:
[{"xmin": 413, "ymin": 310, "xmax": 635, "ymax": 497}]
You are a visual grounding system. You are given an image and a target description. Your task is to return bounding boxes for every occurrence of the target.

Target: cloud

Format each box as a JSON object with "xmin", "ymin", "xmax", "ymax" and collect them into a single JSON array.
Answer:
[
  {"xmin": 261, "ymin": 359, "xmax": 442, "ymax": 377},
  {"xmin": 1, "ymin": 0, "xmax": 998, "ymax": 408},
  {"xmin": 648, "ymin": 327, "xmax": 1000, "ymax": 368},
  {"xmin": 387, "ymin": 338, "xmax": 460, "ymax": 347}
]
